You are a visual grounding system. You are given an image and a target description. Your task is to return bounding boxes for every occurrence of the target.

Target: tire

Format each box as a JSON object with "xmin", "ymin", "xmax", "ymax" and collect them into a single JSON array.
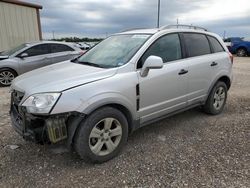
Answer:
[
  {"xmin": 203, "ymin": 81, "xmax": 227, "ymax": 115},
  {"xmin": 0, "ymin": 68, "xmax": 17, "ymax": 87},
  {"xmin": 74, "ymin": 107, "xmax": 128, "ymax": 163},
  {"xmin": 236, "ymin": 48, "xmax": 247, "ymax": 57}
]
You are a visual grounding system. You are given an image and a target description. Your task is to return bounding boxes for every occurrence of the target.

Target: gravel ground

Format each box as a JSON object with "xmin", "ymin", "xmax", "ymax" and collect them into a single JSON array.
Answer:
[{"xmin": 0, "ymin": 57, "xmax": 249, "ymax": 187}]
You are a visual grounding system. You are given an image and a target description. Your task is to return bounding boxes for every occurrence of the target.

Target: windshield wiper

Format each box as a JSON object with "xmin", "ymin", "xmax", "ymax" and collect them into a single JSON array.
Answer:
[{"xmin": 76, "ymin": 60, "xmax": 104, "ymax": 68}]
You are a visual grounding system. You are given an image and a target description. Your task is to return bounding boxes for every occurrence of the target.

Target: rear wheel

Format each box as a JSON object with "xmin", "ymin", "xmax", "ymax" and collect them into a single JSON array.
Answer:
[
  {"xmin": 0, "ymin": 68, "xmax": 17, "ymax": 87},
  {"xmin": 203, "ymin": 81, "xmax": 227, "ymax": 115},
  {"xmin": 74, "ymin": 107, "xmax": 128, "ymax": 163},
  {"xmin": 236, "ymin": 48, "xmax": 247, "ymax": 57}
]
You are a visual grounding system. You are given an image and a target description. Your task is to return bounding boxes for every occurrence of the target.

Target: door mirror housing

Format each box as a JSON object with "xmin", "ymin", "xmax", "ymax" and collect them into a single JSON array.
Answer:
[
  {"xmin": 141, "ymin": 55, "xmax": 163, "ymax": 77},
  {"xmin": 19, "ymin": 53, "xmax": 28, "ymax": 58}
]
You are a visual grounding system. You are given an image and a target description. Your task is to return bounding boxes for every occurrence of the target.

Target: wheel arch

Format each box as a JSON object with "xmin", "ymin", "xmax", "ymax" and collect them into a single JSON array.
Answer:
[
  {"xmin": 84, "ymin": 102, "xmax": 137, "ymax": 134},
  {"xmin": 0, "ymin": 67, "xmax": 18, "ymax": 76},
  {"xmin": 67, "ymin": 102, "xmax": 138, "ymax": 149},
  {"xmin": 205, "ymin": 75, "xmax": 231, "ymax": 103},
  {"xmin": 218, "ymin": 75, "xmax": 231, "ymax": 90}
]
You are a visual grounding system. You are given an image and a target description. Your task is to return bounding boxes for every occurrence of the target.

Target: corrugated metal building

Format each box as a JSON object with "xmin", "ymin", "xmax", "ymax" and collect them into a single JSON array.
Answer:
[{"xmin": 0, "ymin": 0, "xmax": 42, "ymax": 52}]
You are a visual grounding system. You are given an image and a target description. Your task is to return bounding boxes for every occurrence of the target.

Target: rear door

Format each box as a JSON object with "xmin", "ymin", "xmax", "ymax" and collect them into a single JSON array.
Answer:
[
  {"xmin": 50, "ymin": 44, "xmax": 79, "ymax": 63},
  {"xmin": 207, "ymin": 35, "xmax": 229, "ymax": 86},
  {"xmin": 18, "ymin": 44, "xmax": 51, "ymax": 73},
  {"xmin": 181, "ymin": 33, "xmax": 213, "ymax": 105}
]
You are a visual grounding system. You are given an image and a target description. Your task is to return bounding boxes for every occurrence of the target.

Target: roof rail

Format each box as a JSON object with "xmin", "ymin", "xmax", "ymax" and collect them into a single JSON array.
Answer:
[
  {"xmin": 160, "ymin": 24, "xmax": 208, "ymax": 31},
  {"xmin": 121, "ymin": 28, "xmax": 147, "ymax": 32}
]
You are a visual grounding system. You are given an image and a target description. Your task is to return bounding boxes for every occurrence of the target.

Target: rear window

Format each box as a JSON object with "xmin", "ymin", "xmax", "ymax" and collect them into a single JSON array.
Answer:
[
  {"xmin": 183, "ymin": 33, "xmax": 211, "ymax": 57},
  {"xmin": 207, "ymin": 36, "xmax": 224, "ymax": 53},
  {"xmin": 50, "ymin": 44, "xmax": 74, "ymax": 53}
]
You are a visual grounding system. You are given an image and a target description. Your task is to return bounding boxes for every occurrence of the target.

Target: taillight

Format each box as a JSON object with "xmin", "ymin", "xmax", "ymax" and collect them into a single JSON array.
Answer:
[{"xmin": 228, "ymin": 52, "xmax": 233, "ymax": 64}]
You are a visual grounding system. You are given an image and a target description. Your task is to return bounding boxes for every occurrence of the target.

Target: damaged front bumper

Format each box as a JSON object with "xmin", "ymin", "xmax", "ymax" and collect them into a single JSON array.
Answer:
[
  {"xmin": 10, "ymin": 103, "xmax": 69, "ymax": 143},
  {"xmin": 9, "ymin": 90, "xmax": 75, "ymax": 144}
]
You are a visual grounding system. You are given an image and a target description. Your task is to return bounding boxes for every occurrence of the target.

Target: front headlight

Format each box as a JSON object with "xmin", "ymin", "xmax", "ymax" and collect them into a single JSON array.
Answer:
[{"xmin": 22, "ymin": 93, "xmax": 61, "ymax": 114}]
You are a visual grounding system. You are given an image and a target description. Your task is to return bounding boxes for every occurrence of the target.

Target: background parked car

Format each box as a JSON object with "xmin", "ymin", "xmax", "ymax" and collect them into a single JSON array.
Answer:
[
  {"xmin": 224, "ymin": 37, "xmax": 250, "ymax": 57},
  {"xmin": 76, "ymin": 42, "xmax": 91, "ymax": 50},
  {"xmin": 0, "ymin": 41, "xmax": 83, "ymax": 86}
]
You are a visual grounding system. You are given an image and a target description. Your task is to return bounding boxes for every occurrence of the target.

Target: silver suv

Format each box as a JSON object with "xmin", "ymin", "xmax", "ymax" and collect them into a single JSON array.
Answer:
[{"xmin": 10, "ymin": 25, "xmax": 233, "ymax": 163}]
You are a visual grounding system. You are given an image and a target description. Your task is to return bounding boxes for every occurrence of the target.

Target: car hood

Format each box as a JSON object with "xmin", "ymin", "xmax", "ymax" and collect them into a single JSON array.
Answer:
[
  {"xmin": 0, "ymin": 55, "xmax": 9, "ymax": 60},
  {"xmin": 11, "ymin": 61, "xmax": 117, "ymax": 94}
]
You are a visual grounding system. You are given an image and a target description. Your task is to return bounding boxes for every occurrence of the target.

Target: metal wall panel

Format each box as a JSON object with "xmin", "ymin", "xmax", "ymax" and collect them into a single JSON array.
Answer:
[{"xmin": 0, "ymin": 1, "xmax": 40, "ymax": 52}]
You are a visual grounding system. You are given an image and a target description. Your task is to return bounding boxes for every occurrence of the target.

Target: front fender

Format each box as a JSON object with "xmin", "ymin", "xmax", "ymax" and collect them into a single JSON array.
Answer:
[{"xmin": 78, "ymin": 92, "xmax": 137, "ymax": 120}]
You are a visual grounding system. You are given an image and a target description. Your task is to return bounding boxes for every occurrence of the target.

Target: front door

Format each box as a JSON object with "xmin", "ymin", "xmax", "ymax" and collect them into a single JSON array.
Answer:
[
  {"xmin": 137, "ymin": 33, "xmax": 188, "ymax": 123},
  {"xmin": 18, "ymin": 44, "xmax": 51, "ymax": 74}
]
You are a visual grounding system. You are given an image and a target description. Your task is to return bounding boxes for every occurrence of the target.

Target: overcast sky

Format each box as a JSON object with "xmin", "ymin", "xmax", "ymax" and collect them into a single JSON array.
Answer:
[{"xmin": 28, "ymin": 0, "xmax": 250, "ymax": 39}]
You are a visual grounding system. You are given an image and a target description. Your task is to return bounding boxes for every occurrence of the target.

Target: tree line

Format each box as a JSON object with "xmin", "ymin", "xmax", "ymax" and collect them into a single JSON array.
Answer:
[{"xmin": 51, "ymin": 37, "xmax": 103, "ymax": 42}]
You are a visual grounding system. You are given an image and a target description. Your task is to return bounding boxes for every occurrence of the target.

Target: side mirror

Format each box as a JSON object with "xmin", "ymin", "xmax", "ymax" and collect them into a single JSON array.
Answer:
[
  {"xmin": 141, "ymin": 55, "xmax": 163, "ymax": 77},
  {"xmin": 19, "ymin": 53, "xmax": 28, "ymax": 58}
]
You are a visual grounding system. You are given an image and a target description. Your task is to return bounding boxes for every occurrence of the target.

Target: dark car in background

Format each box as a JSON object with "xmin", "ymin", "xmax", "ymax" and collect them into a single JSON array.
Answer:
[{"xmin": 224, "ymin": 37, "xmax": 250, "ymax": 57}]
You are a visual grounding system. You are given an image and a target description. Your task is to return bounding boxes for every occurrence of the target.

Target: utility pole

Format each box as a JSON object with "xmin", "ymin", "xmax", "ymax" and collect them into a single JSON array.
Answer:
[
  {"xmin": 177, "ymin": 18, "xmax": 179, "ymax": 28},
  {"xmin": 157, "ymin": 0, "xmax": 160, "ymax": 28},
  {"xmin": 223, "ymin": 30, "xmax": 226, "ymax": 39},
  {"xmin": 52, "ymin": 30, "xmax": 55, "ymax": 40}
]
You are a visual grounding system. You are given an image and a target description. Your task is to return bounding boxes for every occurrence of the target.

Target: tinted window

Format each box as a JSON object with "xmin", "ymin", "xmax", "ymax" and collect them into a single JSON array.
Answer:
[
  {"xmin": 138, "ymin": 34, "xmax": 182, "ymax": 68},
  {"xmin": 208, "ymin": 36, "xmax": 224, "ymax": 53},
  {"xmin": 50, "ymin": 44, "xmax": 74, "ymax": 53},
  {"xmin": 183, "ymin": 33, "xmax": 211, "ymax": 57},
  {"xmin": 23, "ymin": 44, "xmax": 50, "ymax": 57}
]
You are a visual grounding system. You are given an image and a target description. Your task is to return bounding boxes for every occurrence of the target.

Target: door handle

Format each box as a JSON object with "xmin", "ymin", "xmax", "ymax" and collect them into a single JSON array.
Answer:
[
  {"xmin": 210, "ymin": 62, "xmax": 218, "ymax": 66},
  {"xmin": 178, "ymin": 69, "xmax": 188, "ymax": 75}
]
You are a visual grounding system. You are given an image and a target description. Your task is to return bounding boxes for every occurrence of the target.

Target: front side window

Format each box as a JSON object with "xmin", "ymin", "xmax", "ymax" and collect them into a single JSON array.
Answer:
[
  {"xmin": 138, "ymin": 33, "xmax": 182, "ymax": 68},
  {"xmin": 183, "ymin": 33, "xmax": 211, "ymax": 57},
  {"xmin": 208, "ymin": 36, "xmax": 224, "ymax": 53},
  {"xmin": 23, "ymin": 44, "xmax": 50, "ymax": 57},
  {"xmin": 77, "ymin": 34, "xmax": 151, "ymax": 68},
  {"xmin": 50, "ymin": 44, "xmax": 74, "ymax": 53}
]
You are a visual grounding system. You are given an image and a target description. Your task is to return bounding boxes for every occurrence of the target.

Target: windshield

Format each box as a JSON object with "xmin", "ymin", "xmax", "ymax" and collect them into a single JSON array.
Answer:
[
  {"xmin": 243, "ymin": 37, "xmax": 250, "ymax": 42},
  {"xmin": 0, "ymin": 43, "xmax": 27, "ymax": 56},
  {"xmin": 77, "ymin": 34, "xmax": 151, "ymax": 68}
]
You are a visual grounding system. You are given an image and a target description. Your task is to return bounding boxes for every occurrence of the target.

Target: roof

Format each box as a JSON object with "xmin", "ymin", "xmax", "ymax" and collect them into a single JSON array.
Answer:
[{"xmin": 0, "ymin": 0, "xmax": 42, "ymax": 9}]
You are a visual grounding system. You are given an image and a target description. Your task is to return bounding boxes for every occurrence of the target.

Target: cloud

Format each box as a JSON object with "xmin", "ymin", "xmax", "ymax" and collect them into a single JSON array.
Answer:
[{"xmin": 28, "ymin": 0, "xmax": 250, "ymax": 38}]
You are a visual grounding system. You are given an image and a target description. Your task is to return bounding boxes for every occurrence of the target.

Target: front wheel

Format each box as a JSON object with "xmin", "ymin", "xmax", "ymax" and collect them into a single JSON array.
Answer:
[
  {"xmin": 203, "ymin": 81, "xmax": 228, "ymax": 115},
  {"xmin": 236, "ymin": 48, "xmax": 247, "ymax": 57},
  {"xmin": 74, "ymin": 107, "xmax": 128, "ymax": 163},
  {"xmin": 0, "ymin": 68, "xmax": 17, "ymax": 87}
]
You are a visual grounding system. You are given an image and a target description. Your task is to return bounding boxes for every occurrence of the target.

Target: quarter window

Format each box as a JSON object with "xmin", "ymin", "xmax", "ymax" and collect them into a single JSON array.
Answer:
[
  {"xmin": 50, "ymin": 44, "xmax": 74, "ymax": 53},
  {"xmin": 138, "ymin": 34, "xmax": 182, "ymax": 68},
  {"xmin": 207, "ymin": 36, "xmax": 224, "ymax": 53},
  {"xmin": 183, "ymin": 33, "xmax": 211, "ymax": 57},
  {"xmin": 23, "ymin": 44, "xmax": 50, "ymax": 57}
]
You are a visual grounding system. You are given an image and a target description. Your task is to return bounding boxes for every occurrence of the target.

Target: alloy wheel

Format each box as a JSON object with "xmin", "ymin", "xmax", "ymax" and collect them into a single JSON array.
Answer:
[
  {"xmin": 0, "ymin": 71, "xmax": 15, "ymax": 86},
  {"xmin": 89, "ymin": 117, "xmax": 122, "ymax": 156},
  {"xmin": 237, "ymin": 49, "xmax": 246, "ymax": 57},
  {"xmin": 213, "ymin": 86, "xmax": 226, "ymax": 110}
]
